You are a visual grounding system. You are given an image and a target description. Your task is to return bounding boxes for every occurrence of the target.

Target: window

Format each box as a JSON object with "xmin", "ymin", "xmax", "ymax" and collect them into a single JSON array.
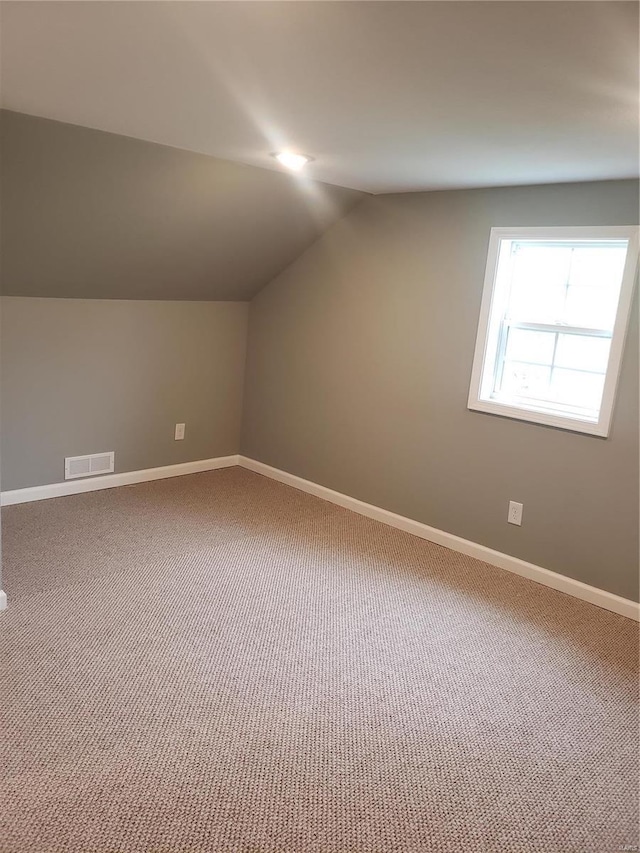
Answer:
[{"xmin": 468, "ymin": 227, "xmax": 639, "ymax": 436}]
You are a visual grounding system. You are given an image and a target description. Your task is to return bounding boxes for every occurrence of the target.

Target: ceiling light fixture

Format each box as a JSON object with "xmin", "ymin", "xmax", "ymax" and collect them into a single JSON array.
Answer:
[{"xmin": 271, "ymin": 151, "xmax": 314, "ymax": 171}]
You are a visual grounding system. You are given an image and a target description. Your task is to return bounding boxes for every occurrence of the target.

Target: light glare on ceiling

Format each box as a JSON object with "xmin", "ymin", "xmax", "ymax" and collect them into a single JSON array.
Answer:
[{"xmin": 272, "ymin": 151, "xmax": 313, "ymax": 171}]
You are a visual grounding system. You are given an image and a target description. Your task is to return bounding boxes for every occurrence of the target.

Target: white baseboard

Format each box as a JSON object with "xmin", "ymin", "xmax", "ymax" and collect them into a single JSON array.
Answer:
[
  {"xmin": 238, "ymin": 456, "xmax": 640, "ymax": 622},
  {"xmin": 2, "ymin": 453, "xmax": 637, "ymax": 622},
  {"xmin": 1, "ymin": 455, "xmax": 240, "ymax": 506}
]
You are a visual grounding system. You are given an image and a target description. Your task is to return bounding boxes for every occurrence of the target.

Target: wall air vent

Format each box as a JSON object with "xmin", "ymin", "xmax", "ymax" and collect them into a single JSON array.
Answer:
[{"xmin": 64, "ymin": 451, "xmax": 115, "ymax": 480}]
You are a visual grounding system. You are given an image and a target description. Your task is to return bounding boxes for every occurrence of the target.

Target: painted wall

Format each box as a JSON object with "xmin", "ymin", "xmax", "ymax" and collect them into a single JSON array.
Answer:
[
  {"xmin": 1, "ymin": 298, "xmax": 248, "ymax": 490},
  {"xmin": 0, "ymin": 298, "xmax": 2, "ymax": 594},
  {"xmin": 242, "ymin": 180, "xmax": 640, "ymax": 601}
]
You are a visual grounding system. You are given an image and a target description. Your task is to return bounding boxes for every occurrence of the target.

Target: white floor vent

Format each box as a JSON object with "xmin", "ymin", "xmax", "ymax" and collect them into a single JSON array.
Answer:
[{"xmin": 65, "ymin": 451, "xmax": 115, "ymax": 480}]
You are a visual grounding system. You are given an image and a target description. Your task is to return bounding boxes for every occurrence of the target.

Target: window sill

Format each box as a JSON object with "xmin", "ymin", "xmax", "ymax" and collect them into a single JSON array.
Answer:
[{"xmin": 467, "ymin": 398, "xmax": 608, "ymax": 437}]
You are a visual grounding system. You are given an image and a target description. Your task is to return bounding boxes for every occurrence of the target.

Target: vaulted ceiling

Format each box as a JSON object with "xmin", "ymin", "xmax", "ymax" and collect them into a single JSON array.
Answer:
[
  {"xmin": 2, "ymin": 1, "xmax": 637, "ymax": 193},
  {"xmin": 0, "ymin": 2, "xmax": 637, "ymax": 301},
  {"xmin": 0, "ymin": 110, "xmax": 363, "ymax": 300}
]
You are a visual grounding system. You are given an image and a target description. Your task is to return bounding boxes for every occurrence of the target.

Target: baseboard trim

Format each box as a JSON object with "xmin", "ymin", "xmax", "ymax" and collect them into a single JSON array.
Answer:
[
  {"xmin": 2, "ymin": 453, "xmax": 637, "ymax": 621},
  {"xmin": 238, "ymin": 456, "xmax": 640, "ymax": 622},
  {"xmin": 1, "ymin": 455, "xmax": 240, "ymax": 506}
]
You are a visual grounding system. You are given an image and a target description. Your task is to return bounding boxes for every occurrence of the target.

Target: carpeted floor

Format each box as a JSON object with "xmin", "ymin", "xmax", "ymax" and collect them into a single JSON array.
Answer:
[{"xmin": 1, "ymin": 467, "xmax": 638, "ymax": 853}]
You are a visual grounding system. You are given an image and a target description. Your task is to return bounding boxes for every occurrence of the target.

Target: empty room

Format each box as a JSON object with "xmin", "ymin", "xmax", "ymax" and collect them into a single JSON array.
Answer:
[{"xmin": 0, "ymin": 2, "xmax": 638, "ymax": 852}]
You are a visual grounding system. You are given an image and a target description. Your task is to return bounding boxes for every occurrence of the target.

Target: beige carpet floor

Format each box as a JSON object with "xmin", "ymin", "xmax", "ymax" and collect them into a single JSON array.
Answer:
[{"xmin": 1, "ymin": 467, "xmax": 638, "ymax": 853}]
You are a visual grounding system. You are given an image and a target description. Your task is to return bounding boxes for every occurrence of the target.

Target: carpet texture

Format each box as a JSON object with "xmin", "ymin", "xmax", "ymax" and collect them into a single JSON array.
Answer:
[{"xmin": 1, "ymin": 467, "xmax": 638, "ymax": 853}]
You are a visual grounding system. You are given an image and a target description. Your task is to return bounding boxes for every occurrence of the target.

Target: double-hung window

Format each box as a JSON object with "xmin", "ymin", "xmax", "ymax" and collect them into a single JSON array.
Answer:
[{"xmin": 468, "ymin": 226, "xmax": 638, "ymax": 436}]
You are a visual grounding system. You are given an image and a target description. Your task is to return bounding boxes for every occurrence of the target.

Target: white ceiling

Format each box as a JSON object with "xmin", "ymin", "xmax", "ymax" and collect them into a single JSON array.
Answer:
[{"xmin": 1, "ymin": 1, "xmax": 638, "ymax": 194}]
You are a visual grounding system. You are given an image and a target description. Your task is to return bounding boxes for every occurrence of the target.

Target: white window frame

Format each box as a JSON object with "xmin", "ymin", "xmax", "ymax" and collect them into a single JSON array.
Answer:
[{"xmin": 468, "ymin": 226, "xmax": 639, "ymax": 437}]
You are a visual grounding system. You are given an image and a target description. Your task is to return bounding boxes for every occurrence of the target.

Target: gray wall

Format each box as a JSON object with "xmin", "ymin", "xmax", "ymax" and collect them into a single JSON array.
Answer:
[
  {"xmin": 1, "ymin": 298, "xmax": 248, "ymax": 490},
  {"xmin": 242, "ymin": 179, "xmax": 640, "ymax": 602},
  {"xmin": 0, "ymin": 298, "xmax": 2, "ymax": 590},
  {"xmin": 0, "ymin": 110, "xmax": 364, "ymax": 301}
]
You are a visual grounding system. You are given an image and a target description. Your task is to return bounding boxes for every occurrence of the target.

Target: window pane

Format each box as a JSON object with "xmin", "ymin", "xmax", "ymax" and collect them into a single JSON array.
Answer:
[
  {"xmin": 505, "ymin": 327, "xmax": 555, "ymax": 365},
  {"xmin": 505, "ymin": 241, "xmax": 627, "ymax": 330},
  {"xmin": 507, "ymin": 244, "xmax": 570, "ymax": 323},
  {"xmin": 548, "ymin": 368, "xmax": 605, "ymax": 413},
  {"xmin": 497, "ymin": 360, "xmax": 605, "ymax": 416},
  {"xmin": 564, "ymin": 284, "xmax": 620, "ymax": 330},
  {"xmin": 499, "ymin": 361, "xmax": 551, "ymax": 400},
  {"xmin": 554, "ymin": 335, "xmax": 611, "ymax": 374},
  {"xmin": 567, "ymin": 245, "xmax": 627, "ymax": 291}
]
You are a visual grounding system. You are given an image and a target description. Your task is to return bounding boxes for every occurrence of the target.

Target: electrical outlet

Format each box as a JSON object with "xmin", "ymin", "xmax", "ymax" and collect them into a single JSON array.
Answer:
[
  {"xmin": 174, "ymin": 423, "xmax": 185, "ymax": 441},
  {"xmin": 508, "ymin": 500, "xmax": 523, "ymax": 526}
]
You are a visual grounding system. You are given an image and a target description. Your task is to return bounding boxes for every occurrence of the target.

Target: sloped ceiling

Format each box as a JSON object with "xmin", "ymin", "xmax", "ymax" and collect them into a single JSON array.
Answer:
[
  {"xmin": 1, "ymin": 2, "xmax": 637, "ymax": 301},
  {"xmin": 0, "ymin": 111, "xmax": 364, "ymax": 300},
  {"xmin": 1, "ymin": 1, "xmax": 638, "ymax": 193}
]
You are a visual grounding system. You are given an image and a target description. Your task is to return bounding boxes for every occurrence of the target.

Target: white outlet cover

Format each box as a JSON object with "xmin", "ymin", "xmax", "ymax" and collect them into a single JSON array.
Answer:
[
  {"xmin": 174, "ymin": 423, "xmax": 185, "ymax": 440},
  {"xmin": 508, "ymin": 500, "xmax": 523, "ymax": 526}
]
